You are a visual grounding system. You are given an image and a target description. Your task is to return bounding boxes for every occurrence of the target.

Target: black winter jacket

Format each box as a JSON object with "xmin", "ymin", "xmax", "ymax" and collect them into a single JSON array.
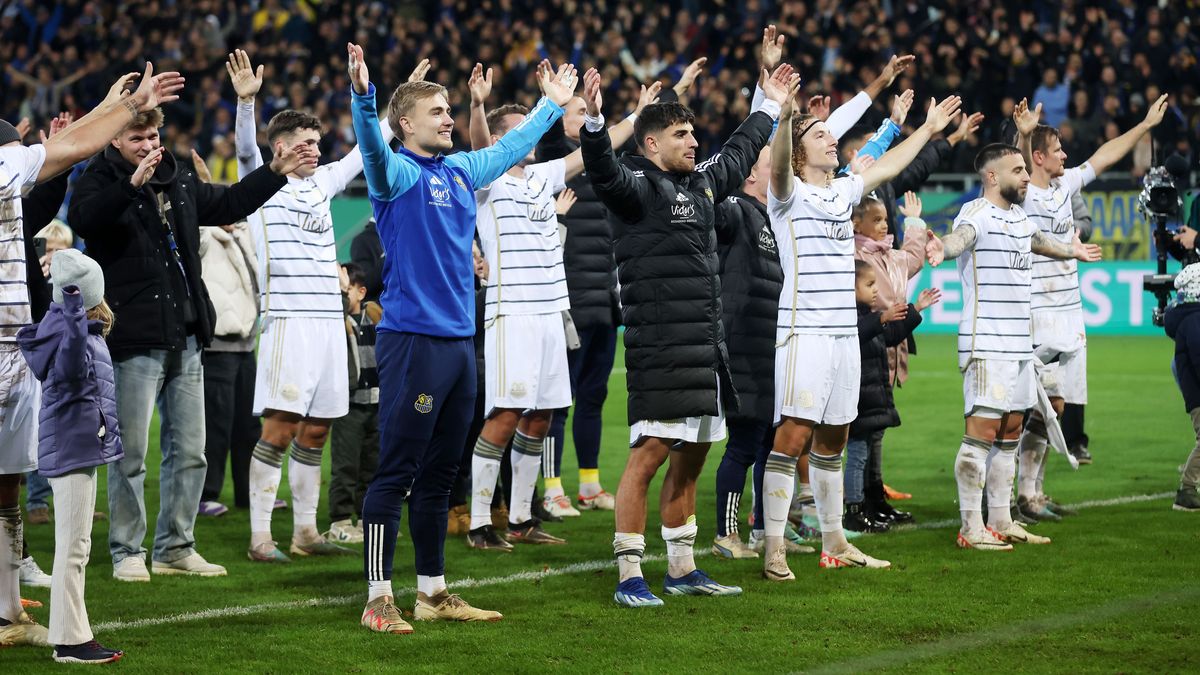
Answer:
[
  {"xmin": 23, "ymin": 171, "xmax": 69, "ymax": 322},
  {"xmin": 850, "ymin": 302, "xmax": 922, "ymax": 437},
  {"xmin": 1166, "ymin": 301, "xmax": 1200, "ymax": 412},
  {"xmin": 581, "ymin": 110, "xmax": 775, "ymax": 424},
  {"xmin": 69, "ymin": 146, "xmax": 286, "ymax": 357},
  {"xmin": 536, "ymin": 120, "xmax": 619, "ymax": 329},
  {"xmin": 717, "ymin": 191, "xmax": 782, "ymax": 423}
]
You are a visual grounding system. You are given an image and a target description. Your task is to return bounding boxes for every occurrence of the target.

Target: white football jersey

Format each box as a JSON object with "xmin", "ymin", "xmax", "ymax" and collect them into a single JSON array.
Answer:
[
  {"xmin": 1024, "ymin": 164, "xmax": 1096, "ymax": 313},
  {"xmin": 0, "ymin": 144, "xmax": 46, "ymax": 341}
]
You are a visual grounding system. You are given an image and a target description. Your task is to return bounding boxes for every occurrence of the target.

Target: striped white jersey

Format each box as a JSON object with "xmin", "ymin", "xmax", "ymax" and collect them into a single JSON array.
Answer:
[
  {"xmin": 236, "ymin": 100, "xmax": 390, "ymax": 320},
  {"xmin": 0, "ymin": 145, "xmax": 46, "ymax": 341},
  {"xmin": 1024, "ymin": 164, "xmax": 1095, "ymax": 314},
  {"xmin": 477, "ymin": 159, "xmax": 568, "ymax": 320},
  {"xmin": 768, "ymin": 173, "xmax": 863, "ymax": 337},
  {"xmin": 954, "ymin": 197, "xmax": 1037, "ymax": 368}
]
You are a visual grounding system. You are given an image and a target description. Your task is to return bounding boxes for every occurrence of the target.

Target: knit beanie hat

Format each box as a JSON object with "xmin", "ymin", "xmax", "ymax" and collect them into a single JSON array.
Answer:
[
  {"xmin": 0, "ymin": 119, "xmax": 20, "ymax": 147},
  {"xmin": 51, "ymin": 249, "xmax": 105, "ymax": 309}
]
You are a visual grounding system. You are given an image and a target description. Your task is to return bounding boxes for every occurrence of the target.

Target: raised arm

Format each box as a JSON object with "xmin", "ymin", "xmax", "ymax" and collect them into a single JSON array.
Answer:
[
  {"xmin": 560, "ymin": 70, "xmax": 660, "ymax": 182},
  {"xmin": 579, "ymin": 105, "xmax": 647, "ymax": 224},
  {"xmin": 1031, "ymin": 230, "xmax": 1102, "ymax": 262},
  {"xmin": 347, "ymin": 43, "xmax": 420, "ymax": 201},
  {"xmin": 701, "ymin": 64, "xmax": 796, "ymax": 201},
  {"xmin": 863, "ymin": 54, "xmax": 914, "ymax": 101},
  {"xmin": 938, "ymin": 223, "xmax": 977, "ymax": 262},
  {"xmin": 1086, "ymin": 94, "xmax": 1167, "ymax": 175},
  {"xmin": 53, "ymin": 287, "xmax": 90, "ymax": 381},
  {"xmin": 1013, "ymin": 98, "xmax": 1039, "ymax": 174},
  {"xmin": 467, "ymin": 63, "xmax": 494, "ymax": 151},
  {"xmin": 859, "ymin": 96, "xmax": 962, "ymax": 194},
  {"xmin": 192, "ymin": 142, "xmax": 313, "ymax": 226},
  {"xmin": 228, "ymin": 49, "xmax": 265, "ymax": 174},
  {"xmin": 39, "ymin": 64, "xmax": 185, "ymax": 182},
  {"xmin": 769, "ymin": 91, "xmax": 796, "ymax": 202}
]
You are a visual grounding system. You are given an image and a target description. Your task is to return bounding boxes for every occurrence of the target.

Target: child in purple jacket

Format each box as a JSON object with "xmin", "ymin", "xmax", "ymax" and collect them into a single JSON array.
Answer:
[{"xmin": 17, "ymin": 249, "xmax": 124, "ymax": 665}]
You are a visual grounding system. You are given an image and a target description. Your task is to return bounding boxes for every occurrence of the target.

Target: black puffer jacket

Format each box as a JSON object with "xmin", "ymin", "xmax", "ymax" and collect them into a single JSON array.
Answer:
[
  {"xmin": 536, "ymin": 120, "xmax": 619, "ymax": 329},
  {"xmin": 69, "ymin": 146, "xmax": 286, "ymax": 357},
  {"xmin": 581, "ymin": 110, "xmax": 774, "ymax": 424},
  {"xmin": 850, "ymin": 302, "xmax": 922, "ymax": 437},
  {"xmin": 717, "ymin": 191, "xmax": 782, "ymax": 424},
  {"xmin": 22, "ymin": 171, "xmax": 69, "ymax": 322}
]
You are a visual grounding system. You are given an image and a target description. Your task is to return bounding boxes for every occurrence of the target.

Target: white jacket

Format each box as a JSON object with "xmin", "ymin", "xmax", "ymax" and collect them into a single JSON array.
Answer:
[{"xmin": 199, "ymin": 222, "xmax": 259, "ymax": 339}]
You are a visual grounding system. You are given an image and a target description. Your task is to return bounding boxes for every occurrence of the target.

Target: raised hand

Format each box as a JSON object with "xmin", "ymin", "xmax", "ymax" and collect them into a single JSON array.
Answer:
[
  {"xmin": 635, "ymin": 80, "xmax": 662, "ymax": 114},
  {"xmin": 190, "ymin": 148, "xmax": 212, "ymax": 184},
  {"xmin": 38, "ymin": 112, "xmax": 73, "ymax": 142},
  {"xmin": 408, "ymin": 58, "xmax": 432, "ymax": 83},
  {"xmin": 130, "ymin": 147, "xmax": 165, "ymax": 188},
  {"xmin": 915, "ymin": 288, "xmax": 942, "ymax": 311},
  {"xmin": 673, "ymin": 57, "xmax": 706, "ymax": 97},
  {"xmin": 761, "ymin": 63, "xmax": 800, "ymax": 106},
  {"xmin": 1142, "ymin": 93, "xmax": 1169, "ymax": 128},
  {"xmin": 270, "ymin": 140, "xmax": 319, "ymax": 176},
  {"xmin": 925, "ymin": 231, "xmax": 945, "ymax": 266},
  {"xmin": 539, "ymin": 61, "xmax": 579, "ymax": 107},
  {"xmin": 555, "ymin": 188, "xmax": 577, "ymax": 216},
  {"xmin": 582, "ymin": 68, "xmax": 603, "ymax": 117},
  {"xmin": 129, "ymin": 62, "xmax": 185, "ymax": 112},
  {"xmin": 899, "ymin": 190, "xmax": 922, "ymax": 218},
  {"xmin": 102, "ymin": 71, "xmax": 139, "ymax": 107},
  {"xmin": 922, "ymin": 96, "xmax": 962, "ymax": 133},
  {"xmin": 807, "ymin": 95, "xmax": 831, "ymax": 121},
  {"xmin": 1013, "ymin": 97, "xmax": 1041, "ymax": 137},
  {"xmin": 881, "ymin": 302, "xmax": 909, "ymax": 324},
  {"xmin": 14, "ymin": 118, "xmax": 31, "ymax": 141},
  {"xmin": 890, "ymin": 89, "xmax": 914, "ymax": 126},
  {"xmin": 468, "ymin": 62, "xmax": 493, "ymax": 106},
  {"xmin": 880, "ymin": 54, "xmax": 916, "ymax": 88},
  {"xmin": 338, "ymin": 264, "xmax": 350, "ymax": 293},
  {"xmin": 948, "ymin": 112, "xmax": 984, "ymax": 145},
  {"xmin": 761, "ymin": 24, "xmax": 785, "ymax": 70},
  {"xmin": 849, "ymin": 154, "xmax": 875, "ymax": 174},
  {"xmin": 1073, "ymin": 234, "xmax": 1102, "ymax": 262},
  {"xmin": 226, "ymin": 49, "xmax": 264, "ymax": 100},
  {"xmin": 347, "ymin": 43, "xmax": 370, "ymax": 95}
]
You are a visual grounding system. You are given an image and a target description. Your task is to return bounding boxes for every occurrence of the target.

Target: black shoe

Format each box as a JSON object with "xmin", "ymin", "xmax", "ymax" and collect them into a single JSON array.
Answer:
[
  {"xmin": 1013, "ymin": 498, "xmax": 1039, "ymax": 525},
  {"xmin": 843, "ymin": 502, "xmax": 889, "ymax": 533},
  {"xmin": 532, "ymin": 498, "xmax": 564, "ymax": 523},
  {"xmin": 54, "ymin": 640, "xmax": 124, "ymax": 664},
  {"xmin": 1174, "ymin": 487, "xmax": 1200, "ymax": 511},
  {"xmin": 1070, "ymin": 444, "xmax": 1093, "ymax": 465},
  {"xmin": 873, "ymin": 499, "xmax": 914, "ymax": 524},
  {"xmin": 466, "ymin": 524, "xmax": 513, "ymax": 551},
  {"xmin": 507, "ymin": 518, "xmax": 567, "ymax": 545}
]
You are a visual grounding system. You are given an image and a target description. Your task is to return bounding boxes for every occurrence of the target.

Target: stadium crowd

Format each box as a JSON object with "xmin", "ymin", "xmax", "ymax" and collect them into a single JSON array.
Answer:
[{"xmin": 2, "ymin": 0, "xmax": 1198, "ymax": 175}]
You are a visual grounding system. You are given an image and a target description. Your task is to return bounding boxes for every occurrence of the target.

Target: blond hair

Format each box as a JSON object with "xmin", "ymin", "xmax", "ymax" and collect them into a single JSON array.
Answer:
[
  {"xmin": 124, "ymin": 107, "xmax": 164, "ymax": 132},
  {"xmin": 387, "ymin": 82, "xmax": 448, "ymax": 141},
  {"xmin": 87, "ymin": 299, "xmax": 115, "ymax": 337},
  {"xmin": 35, "ymin": 221, "xmax": 73, "ymax": 248}
]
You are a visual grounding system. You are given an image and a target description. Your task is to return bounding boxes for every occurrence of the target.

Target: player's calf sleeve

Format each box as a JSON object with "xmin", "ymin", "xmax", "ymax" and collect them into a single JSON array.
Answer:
[
  {"xmin": 469, "ymin": 437, "xmax": 504, "ymax": 530},
  {"xmin": 762, "ymin": 452, "xmax": 797, "ymax": 538},
  {"xmin": 1018, "ymin": 428, "xmax": 1048, "ymax": 499},
  {"xmin": 0, "ymin": 505, "xmax": 21, "ymax": 621},
  {"xmin": 955, "ymin": 436, "xmax": 990, "ymax": 531},
  {"xmin": 985, "ymin": 439, "xmax": 1018, "ymax": 529},
  {"xmin": 249, "ymin": 440, "xmax": 285, "ymax": 537},
  {"xmin": 808, "ymin": 451, "xmax": 845, "ymax": 533},
  {"xmin": 289, "ymin": 441, "xmax": 323, "ymax": 531},
  {"xmin": 509, "ymin": 431, "xmax": 543, "ymax": 524},
  {"xmin": 661, "ymin": 516, "xmax": 698, "ymax": 578}
]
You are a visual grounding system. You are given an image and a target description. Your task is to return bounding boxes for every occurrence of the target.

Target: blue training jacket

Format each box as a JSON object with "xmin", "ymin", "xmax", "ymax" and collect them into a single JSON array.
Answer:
[{"xmin": 351, "ymin": 84, "xmax": 564, "ymax": 338}]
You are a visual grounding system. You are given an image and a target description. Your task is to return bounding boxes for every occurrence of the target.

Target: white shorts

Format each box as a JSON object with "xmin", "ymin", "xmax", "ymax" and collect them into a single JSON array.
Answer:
[
  {"xmin": 253, "ymin": 316, "xmax": 349, "ymax": 419},
  {"xmin": 0, "ymin": 345, "xmax": 39, "ymax": 474},
  {"xmin": 484, "ymin": 313, "xmax": 572, "ymax": 415},
  {"xmin": 1039, "ymin": 346, "xmax": 1087, "ymax": 404},
  {"xmin": 774, "ymin": 333, "xmax": 860, "ymax": 426},
  {"xmin": 962, "ymin": 358, "xmax": 1036, "ymax": 418},
  {"xmin": 629, "ymin": 373, "xmax": 727, "ymax": 447}
]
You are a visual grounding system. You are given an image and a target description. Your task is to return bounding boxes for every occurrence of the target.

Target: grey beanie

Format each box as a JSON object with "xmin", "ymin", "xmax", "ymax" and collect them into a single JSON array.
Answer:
[{"xmin": 51, "ymin": 249, "xmax": 105, "ymax": 310}]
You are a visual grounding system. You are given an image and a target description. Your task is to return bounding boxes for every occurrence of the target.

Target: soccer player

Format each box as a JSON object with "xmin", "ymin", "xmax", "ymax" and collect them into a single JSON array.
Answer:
[
  {"xmin": 226, "ymin": 49, "xmax": 389, "ymax": 563},
  {"xmin": 934, "ymin": 143, "xmax": 1101, "ymax": 551},
  {"xmin": 465, "ymin": 64, "xmax": 659, "ymax": 549},
  {"xmin": 582, "ymin": 62, "xmax": 797, "ymax": 607},
  {"xmin": 1, "ymin": 64, "xmax": 184, "ymax": 648},
  {"xmin": 347, "ymin": 43, "xmax": 576, "ymax": 633},
  {"xmin": 765, "ymin": 94, "xmax": 961, "ymax": 579},
  {"xmin": 1011, "ymin": 94, "xmax": 1168, "ymax": 522}
]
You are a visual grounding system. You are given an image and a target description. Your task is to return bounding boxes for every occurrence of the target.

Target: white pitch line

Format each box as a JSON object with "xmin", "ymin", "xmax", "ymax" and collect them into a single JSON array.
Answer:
[{"xmin": 92, "ymin": 492, "xmax": 1172, "ymax": 633}]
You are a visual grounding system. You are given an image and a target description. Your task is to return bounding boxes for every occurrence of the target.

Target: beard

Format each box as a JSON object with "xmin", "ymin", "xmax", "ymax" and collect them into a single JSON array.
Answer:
[{"xmin": 999, "ymin": 183, "xmax": 1027, "ymax": 205}]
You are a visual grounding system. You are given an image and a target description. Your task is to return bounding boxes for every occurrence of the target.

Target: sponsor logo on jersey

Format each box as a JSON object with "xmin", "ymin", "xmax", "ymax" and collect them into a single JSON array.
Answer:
[
  {"xmin": 825, "ymin": 221, "xmax": 853, "ymax": 241},
  {"xmin": 1008, "ymin": 251, "xmax": 1032, "ymax": 271},
  {"xmin": 1050, "ymin": 216, "xmax": 1072, "ymax": 235},
  {"xmin": 758, "ymin": 227, "xmax": 778, "ymax": 254},
  {"xmin": 414, "ymin": 393, "xmax": 434, "ymax": 413},
  {"xmin": 671, "ymin": 204, "xmax": 697, "ymax": 219}
]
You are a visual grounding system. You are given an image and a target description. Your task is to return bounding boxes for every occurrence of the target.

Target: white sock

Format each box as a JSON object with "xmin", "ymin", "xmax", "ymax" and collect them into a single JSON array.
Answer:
[
  {"xmin": 417, "ymin": 574, "xmax": 446, "ymax": 597},
  {"xmin": 661, "ymin": 517, "xmax": 698, "ymax": 578},
  {"xmin": 367, "ymin": 579, "xmax": 393, "ymax": 602},
  {"xmin": 613, "ymin": 532, "xmax": 645, "ymax": 582},
  {"xmin": 763, "ymin": 451, "xmax": 797, "ymax": 538},
  {"xmin": 986, "ymin": 440, "xmax": 1018, "ymax": 530},
  {"xmin": 0, "ymin": 507, "xmax": 21, "ymax": 622},
  {"xmin": 955, "ymin": 436, "xmax": 989, "ymax": 532},
  {"xmin": 470, "ymin": 437, "xmax": 504, "ymax": 530},
  {"xmin": 579, "ymin": 468, "xmax": 602, "ymax": 498},
  {"xmin": 809, "ymin": 452, "xmax": 849, "ymax": 552},
  {"xmin": 1017, "ymin": 430, "xmax": 1048, "ymax": 500},
  {"xmin": 1035, "ymin": 443, "xmax": 1049, "ymax": 498},
  {"xmin": 509, "ymin": 431, "xmax": 543, "ymax": 525},
  {"xmin": 249, "ymin": 444, "xmax": 284, "ymax": 545},
  {"xmin": 543, "ymin": 477, "xmax": 565, "ymax": 500},
  {"xmin": 288, "ymin": 442, "xmax": 323, "ymax": 535}
]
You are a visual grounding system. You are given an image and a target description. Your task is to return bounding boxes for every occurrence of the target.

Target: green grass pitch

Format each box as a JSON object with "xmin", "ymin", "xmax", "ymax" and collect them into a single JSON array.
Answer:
[{"xmin": 10, "ymin": 335, "xmax": 1200, "ymax": 673}]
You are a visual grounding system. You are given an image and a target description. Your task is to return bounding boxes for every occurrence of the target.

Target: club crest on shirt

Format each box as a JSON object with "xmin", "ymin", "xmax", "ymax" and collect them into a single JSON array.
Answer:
[
  {"xmin": 704, "ymin": 187, "xmax": 714, "ymax": 202},
  {"xmin": 414, "ymin": 393, "xmax": 434, "ymax": 414},
  {"xmin": 510, "ymin": 382, "xmax": 528, "ymax": 398},
  {"xmin": 453, "ymin": 175, "xmax": 468, "ymax": 191}
]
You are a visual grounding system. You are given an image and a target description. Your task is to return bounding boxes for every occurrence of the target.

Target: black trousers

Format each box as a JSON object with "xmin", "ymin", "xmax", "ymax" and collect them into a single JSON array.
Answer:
[
  {"xmin": 329, "ymin": 404, "xmax": 380, "ymax": 522},
  {"xmin": 201, "ymin": 350, "xmax": 259, "ymax": 507}
]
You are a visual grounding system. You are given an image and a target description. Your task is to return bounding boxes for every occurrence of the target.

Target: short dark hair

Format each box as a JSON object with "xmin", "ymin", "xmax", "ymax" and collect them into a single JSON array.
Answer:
[
  {"xmin": 1030, "ymin": 124, "xmax": 1062, "ymax": 155},
  {"xmin": 842, "ymin": 124, "xmax": 874, "ymax": 147},
  {"xmin": 342, "ymin": 262, "xmax": 366, "ymax": 289},
  {"xmin": 973, "ymin": 143, "xmax": 1021, "ymax": 173},
  {"xmin": 851, "ymin": 195, "xmax": 884, "ymax": 222},
  {"xmin": 634, "ymin": 102, "xmax": 695, "ymax": 149},
  {"xmin": 486, "ymin": 104, "xmax": 529, "ymax": 136},
  {"xmin": 267, "ymin": 110, "xmax": 322, "ymax": 143},
  {"xmin": 854, "ymin": 259, "xmax": 872, "ymax": 277}
]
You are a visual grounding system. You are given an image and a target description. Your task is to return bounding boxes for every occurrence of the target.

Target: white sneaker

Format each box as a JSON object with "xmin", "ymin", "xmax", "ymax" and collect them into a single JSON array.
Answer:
[
  {"xmin": 18, "ymin": 556, "xmax": 51, "ymax": 588},
  {"xmin": 711, "ymin": 534, "xmax": 760, "ymax": 559},
  {"xmin": 112, "ymin": 556, "xmax": 151, "ymax": 582},
  {"xmin": 326, "ymin": 519, "xmax": 365, "ymax": 544},
  {"xmin": 576, "ymin": 491, "xmax": 615, "ymax": 511},
  {"xmin": 0, "ymin": 612, "xmax": 49, "ymax": 647},
  {"xmin": 762, "ymin": 538, "xmax": 795, "ymax": 581},
  {"xmin": 995, "ymin": 521, "xmax": 1052, "ymax": 545},
  {"xmin": 543, "ymin": 494, "xmax": 581, "ymax": 518},
  {"xmin": 152, "ymin": 552, "xmax": 227, "ymax": 577},
  {"xmin": 819, "ymin": 544, "xmax": 891, "ymax": 569},
  {"xmin": 956, "ymin": 527, "xmax": 1014, "ymax": 551}
]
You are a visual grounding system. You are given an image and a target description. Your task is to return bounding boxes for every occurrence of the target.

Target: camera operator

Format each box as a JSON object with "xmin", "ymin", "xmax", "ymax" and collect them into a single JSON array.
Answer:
[{"xmin": 1163, "ymin": 263, "xmax": 1200, "ymax": 512}]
